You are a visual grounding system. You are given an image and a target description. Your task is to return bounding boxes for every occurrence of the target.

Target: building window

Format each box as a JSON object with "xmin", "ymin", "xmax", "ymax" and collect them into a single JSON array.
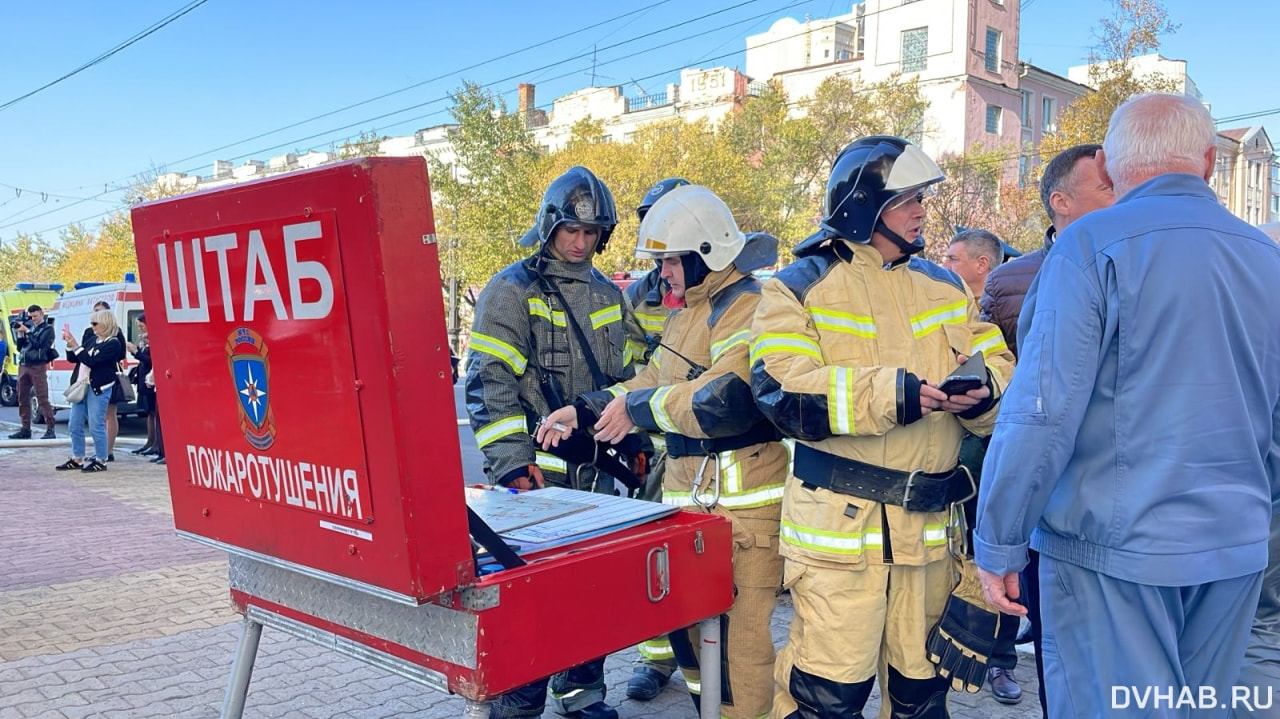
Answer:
[
  {"xmin": 902, "ymin": 27, "xmax": 928, "ymax": 73},
  {"xmin": 1019, "ymin": 154, "xmax": 1030, "ymax": 188},
  {"xmin": 985, "ymin": 28, "xmax": 1001, "ymax": 73},
  {"xmin": 986, "ymin": 104, "xmax": 1002, "ymax": 134},
  {"xmin": 1021, "ymin": 90, "xmax": 1033, "ymax": 128},
  {"xmin": 1042, "ymin": 97, "xmax": 1057, "ymax": 133}
]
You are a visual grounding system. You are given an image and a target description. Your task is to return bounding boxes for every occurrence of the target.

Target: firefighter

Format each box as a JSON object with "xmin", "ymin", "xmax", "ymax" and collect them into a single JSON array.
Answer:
[
  {"xmin": 749, "ymin": 136, "xmax": 1015, "ymax": 719},
  {"xmin": 621, "ymin": 176, "xmax": 689, "ymax": 702},
  {"xmin": 465, "ymin": 165, "xmax": 639, "ymax": 719},
  {"xmin": 537, "ymin": 185, "xmax": 787, "ymax": 719}
]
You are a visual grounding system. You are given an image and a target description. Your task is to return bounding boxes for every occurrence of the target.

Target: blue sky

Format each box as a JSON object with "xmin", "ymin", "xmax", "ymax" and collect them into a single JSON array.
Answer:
[{"xmin": 0, "ymin": 0, "xmax": 1274, "ymax": 244}]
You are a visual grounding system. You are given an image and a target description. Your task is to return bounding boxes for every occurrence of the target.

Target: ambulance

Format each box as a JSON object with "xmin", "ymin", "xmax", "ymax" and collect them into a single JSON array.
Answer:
[
  {"xmin": 46, "ymin": 277, "xmax": 145, "ymax": 415},
  {"xmin": 1, "ymin": 283, "xmax": 64, "ymax": 408}
]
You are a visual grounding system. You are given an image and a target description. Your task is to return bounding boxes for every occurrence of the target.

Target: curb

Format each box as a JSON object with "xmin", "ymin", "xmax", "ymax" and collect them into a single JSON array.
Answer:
[{"xmin": 0, "ymin": 436, "xmax": 145, "ymax": 449}]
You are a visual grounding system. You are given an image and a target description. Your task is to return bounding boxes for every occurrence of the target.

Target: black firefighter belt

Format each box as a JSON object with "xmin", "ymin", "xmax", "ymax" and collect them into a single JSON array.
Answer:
[{"xmin": 793, "ymin": 444, "xmax": 973, "ymax": 513}]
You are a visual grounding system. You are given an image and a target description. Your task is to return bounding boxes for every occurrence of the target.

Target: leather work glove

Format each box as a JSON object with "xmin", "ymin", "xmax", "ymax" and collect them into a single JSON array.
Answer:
[{"xmin": 926, "ymin": 555, "xmax": 1020, "ymax": 692}]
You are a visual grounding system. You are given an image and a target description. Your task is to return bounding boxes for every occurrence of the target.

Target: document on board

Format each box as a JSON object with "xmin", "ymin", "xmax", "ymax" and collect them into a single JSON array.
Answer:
[{"xmin": 500, "ymin": 487, "xmax": 678, "ymax": 545}]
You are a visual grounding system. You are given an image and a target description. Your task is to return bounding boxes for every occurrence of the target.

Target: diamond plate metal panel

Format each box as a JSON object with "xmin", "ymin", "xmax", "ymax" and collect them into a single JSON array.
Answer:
[
  {"xmin": 230, "ymin": 555, "xmax": 477, "ymax": 668},
  {"xmin": 247, "ymin": 607, "xmax": 452, "ymax": 693}
]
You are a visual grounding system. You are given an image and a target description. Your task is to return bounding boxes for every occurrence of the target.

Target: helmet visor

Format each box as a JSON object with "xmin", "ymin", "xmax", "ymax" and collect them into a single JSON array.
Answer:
[{"xmin": 883, "ymin": 184, "xmax": 938, "ymax": 214}]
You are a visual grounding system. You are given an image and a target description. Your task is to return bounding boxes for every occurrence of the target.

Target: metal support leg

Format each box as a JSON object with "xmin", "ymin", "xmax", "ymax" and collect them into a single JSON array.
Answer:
[
  {"xmin": 698, "ymin": 616, "xmax": 721, "ymax": 719},
  {"xmin": 462, "ymin": 700, "xmax": 493, "ymax": 718},
  {"xmin": 220, "ymin": 617, "xmax": 264, "ymax": 719}
]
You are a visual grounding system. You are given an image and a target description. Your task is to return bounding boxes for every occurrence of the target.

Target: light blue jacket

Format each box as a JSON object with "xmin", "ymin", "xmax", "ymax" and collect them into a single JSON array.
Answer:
[{"xmin": 975, "ymin": 173, "xmax": 1280, "ymax": 586}]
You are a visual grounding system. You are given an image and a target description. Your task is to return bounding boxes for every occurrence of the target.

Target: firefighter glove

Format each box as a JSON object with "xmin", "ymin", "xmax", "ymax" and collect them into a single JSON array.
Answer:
[{"xmin": 926, "ymin": 555, "xmax": 1020, "ymax": 693}]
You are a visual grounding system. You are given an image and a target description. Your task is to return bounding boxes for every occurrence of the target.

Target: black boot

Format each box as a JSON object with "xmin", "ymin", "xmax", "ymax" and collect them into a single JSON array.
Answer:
[
  {"xmin": 886, "ymin": 666, "xmax": 950, "ymax": 719},
  {"xmin": 786, "ymin": 667, "xmax": 875, "ymax": 718},
  {"xmin": 41, "ymin": 427, "xmax": 56, "ymax": 440},
  {"xmin": 7, "ymin": 428, "xmax": 31, "ymax": 440}
]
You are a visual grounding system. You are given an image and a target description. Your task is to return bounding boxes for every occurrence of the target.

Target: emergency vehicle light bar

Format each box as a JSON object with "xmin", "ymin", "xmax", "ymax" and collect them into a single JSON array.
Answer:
[
  {"xmin": 14, "ymin": 283, "xmax": 65, "ymax": 291},
  {"xmin": 73, "ymin": 282, "xmax": 105, "ymax": 290}
]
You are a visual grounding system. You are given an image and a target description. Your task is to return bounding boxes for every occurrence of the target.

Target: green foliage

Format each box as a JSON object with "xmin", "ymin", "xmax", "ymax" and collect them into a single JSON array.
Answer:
[
  {"xmin": 0, "ymin": 233, "xmax": 66, "ymax": 288},
  {"xmin": 1045, "ymin": 0, "xmax": 1179, "ymax": 154},
  {"xmin": 333, "ymin": 130, "xmax": 385, "ymax": 159},
  {"xmin": 428, "ymin": 81, "xmax": 544, "ymax": 295}
]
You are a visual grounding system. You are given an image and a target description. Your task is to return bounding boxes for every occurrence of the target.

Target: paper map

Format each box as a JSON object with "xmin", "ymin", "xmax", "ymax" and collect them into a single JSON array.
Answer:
[{"xmin": 464, "ymin": 487, "xmax": 592, "ymax": 533}]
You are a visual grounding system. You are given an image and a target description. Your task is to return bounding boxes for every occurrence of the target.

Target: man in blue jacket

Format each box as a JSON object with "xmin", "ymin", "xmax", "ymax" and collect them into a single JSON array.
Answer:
[{"xmin": 975, "ymin": 92, "xmax": 1280, "ymax": 718}]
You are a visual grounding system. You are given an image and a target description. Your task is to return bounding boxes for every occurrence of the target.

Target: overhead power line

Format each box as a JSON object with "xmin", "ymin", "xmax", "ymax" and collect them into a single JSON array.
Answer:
[
  {"xmin": 140, "ymin": 0, "xmax": 681, "ymax": 178},
  {"xmin": 0, "ymin": 0, "xmax": 212, "ymax": 113}
]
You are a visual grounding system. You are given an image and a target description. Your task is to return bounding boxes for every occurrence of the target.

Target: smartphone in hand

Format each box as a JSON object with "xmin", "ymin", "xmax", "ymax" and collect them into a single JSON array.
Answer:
[{"xmin": 938, "ymin": 351, "xmax": 987, "ymax": 396}]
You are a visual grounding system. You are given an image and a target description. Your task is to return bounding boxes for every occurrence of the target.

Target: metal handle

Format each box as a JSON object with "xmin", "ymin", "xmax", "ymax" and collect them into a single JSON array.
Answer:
[{"xmin": 646, "ymin": 544, "xmax": 670, "ymax": 602}]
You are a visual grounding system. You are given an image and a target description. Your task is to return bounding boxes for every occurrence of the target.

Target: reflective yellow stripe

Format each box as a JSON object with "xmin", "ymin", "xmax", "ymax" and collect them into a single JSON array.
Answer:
[
  {"xmin": 470, "ymin": 333, "xmax": 528, "ymax": 375},
  {"xmin": 911, "ymin": 300, "xmax": 967, "ymax": 338},
  {"xmin": 750, "ymin": 333, "xmax": 823, "ymax": 365},
  {"xmin": 626, "ymin": 340, "xmax": 647, "ymax": 363},
  {"xmin": 710, "ymin": 330, "xmax": 750, "ymax": 363},
  {"xmin": 591, "ymin": 304, "xmax": 622, "ymax": 329},
  {"xmin": 636, "ymin": 311, "xmax": 667, "ymax": 334},
  {"xmin": 685, "ymin": 679, "xmax": 701, "ymax": 694},
  {"xmin": 475, "ymin": 415, "xmax": 528, "ymax": 448},
  {"xmin": 810, "ymin": 307, "xmax": 876, "ymax": 338},
  {"xmin": 665, "ymin": 488, "xmax": 786, "ymax": 509},
  {"xmin": 606, "ymin": 384, "xmax": 627, "ymax": 398},
  {"xmin": 720, "ymin": 450, "xmax": 742, "ymax": 494},
  {"xmin": 535, "ymin": 452, "xmax": 567, "ymax": 474},
  {"xmin": 649, "ymin": 386, "xmax": 680, "ymax": 433},
  {"xmin": 651, "ymin": 347, "xmax": 663, "ymax": 369},
  {"xmin": 924, "ymin": 523, "xmax": 948, "ymax": 547},
  {"xmin": 828, "ymin": 367, "xmax": 855, "ymax": 435},
  {"xmin": 639, "ymin": 639, "xmax": 675, "ymax": 660},
  {"xmin": 971, "ymin": 328, "xmax": 1007, "ymax": 356},
  {"xmin": 649, "ymin": 433, "xmax": 666, "ymax": 451},
  {"xmin": 527, "ymin": 298, "xmax": 566, "ymax": 327},
  {"xmin": 781, "ymin": 520, "xmax": 882, "ymax": 555}
]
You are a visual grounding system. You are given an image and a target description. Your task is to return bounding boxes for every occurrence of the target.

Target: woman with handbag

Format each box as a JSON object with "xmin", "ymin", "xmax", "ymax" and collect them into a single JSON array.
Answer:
[
  {"xmin": 56, "ymin": 310, "xmax": 125, "ymax": 473},
  {"xmin": 87, "ymin": 300, "xmax": 128, "ymax": 461}
]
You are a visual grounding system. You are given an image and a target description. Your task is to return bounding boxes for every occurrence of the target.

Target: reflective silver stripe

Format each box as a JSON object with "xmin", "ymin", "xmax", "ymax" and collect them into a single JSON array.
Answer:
[
  {"xmin": 971, "ymin": 328, "xmax": 1008, "ymax": 356},
  {"xmin": 590, "ymin": 304, "xmax": 622, "ymax": 329},
  {"xmin": 470, "ymin": 332, "xmax": 528, "ymax": 375},
  {"xmin": 475, "ymin": 415, "xmax": 528, "ymax": 448},
  {"xmin": 535, "ymin": 452, "xmax": 567, "ymax": 474},
  {"xmin": 809, "ymin": 307, "xmax": 876, "ymax": 337},
  {"xmin": 710, "ymin": 330, "xmax": 750, "ymax": 363},
  {"xmin": 781, "ymin": 520, "xmax": 866, "ymax": 555},
  {"xmin": 527, "ymin": 298, "xmax": 566, "ymax": 327},
  {"xmin": 911, "ymin": 300, "xmax": 967, "ymax": 338},
  {"xmin": 636, "ymin": 312, "xmax": 667, "ymax": 334},
  {"xmin": 649, "ymin": 386, "xmax": 680, "ymax": 433},
  {"xmin": 720, "ymin": 450, "xmax": 741, "ymax": 494},
  {"xmin": 606, "ymin": 384, "xmax": 627, "ymax": 398},
  {"xmin": 924, "ymin": 524, "xmax": 947, "ymax": 546},
  {"xmin": 750, "ymin": 333, "xmax": 822, "ymax": 365},
  {"xmin": 828, "ymin": 367, "xmax": 855, "ymax": 435}
]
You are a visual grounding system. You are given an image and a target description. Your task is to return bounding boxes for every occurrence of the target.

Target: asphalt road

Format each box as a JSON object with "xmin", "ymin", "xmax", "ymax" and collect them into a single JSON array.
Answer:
[{"xmin": 0, "ymin": 382, "xmax": 489, "ymax": 482}]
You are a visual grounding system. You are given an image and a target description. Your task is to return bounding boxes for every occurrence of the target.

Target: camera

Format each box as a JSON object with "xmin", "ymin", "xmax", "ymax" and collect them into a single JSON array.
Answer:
[{"xmin": 8, "ymin": 310, "xmax": 32, "ymax": 332}]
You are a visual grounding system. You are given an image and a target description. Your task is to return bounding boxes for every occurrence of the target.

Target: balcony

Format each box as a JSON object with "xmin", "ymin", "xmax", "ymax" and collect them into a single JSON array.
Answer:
[{"xmin": 626, "ymin": 91, "xmax": 672, "ymax": 112}]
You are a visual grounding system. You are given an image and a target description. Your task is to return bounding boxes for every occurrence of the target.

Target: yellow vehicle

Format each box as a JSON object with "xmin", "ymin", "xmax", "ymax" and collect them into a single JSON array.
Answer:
[{"xmin": 1, "ymin": 283, "xmax": 64, "ymax": 407}]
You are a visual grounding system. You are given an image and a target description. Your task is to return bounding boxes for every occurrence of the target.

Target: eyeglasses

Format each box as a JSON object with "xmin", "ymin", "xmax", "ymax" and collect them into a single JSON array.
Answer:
[{"xmin": 90, "ymin": 322, "xmax": 99, "ymax": 326}]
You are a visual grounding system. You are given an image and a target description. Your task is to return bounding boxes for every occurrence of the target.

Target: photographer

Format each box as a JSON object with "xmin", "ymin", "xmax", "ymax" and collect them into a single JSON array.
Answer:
[{"xmin": 8, "ymin": 305, "xmax": 57, "ymax": 440}]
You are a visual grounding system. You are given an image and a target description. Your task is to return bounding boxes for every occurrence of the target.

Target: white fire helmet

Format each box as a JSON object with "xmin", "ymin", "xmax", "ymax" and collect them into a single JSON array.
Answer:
[{"xmin": 634, "ymin": 185, "xmax": 745, "ymax": 272}]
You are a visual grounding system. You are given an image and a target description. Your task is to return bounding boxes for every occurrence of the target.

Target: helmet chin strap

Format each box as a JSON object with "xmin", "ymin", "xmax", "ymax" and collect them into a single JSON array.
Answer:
[{"xmin": 875, "ymin": 219, "xmax": 925, "ymax": 257}]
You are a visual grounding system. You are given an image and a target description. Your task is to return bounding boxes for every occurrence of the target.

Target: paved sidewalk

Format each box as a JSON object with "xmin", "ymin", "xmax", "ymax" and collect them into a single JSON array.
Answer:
[{"xmin": 0, "ymin": 443, "xmax": 1042, "ymax": 718}]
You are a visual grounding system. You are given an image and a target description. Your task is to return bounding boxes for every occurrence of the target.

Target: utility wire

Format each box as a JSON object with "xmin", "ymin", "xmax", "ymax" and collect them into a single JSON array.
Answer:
[
  {"xmin": 176, "ymin": 0, "xmax": 807, "ymax": 176},
  {"xmin": 0, "ymin": 0, "xmax": 212, "ymax": 112},
  {"xmin": 141, "ymin": 0, "xmax": 681, "ymax": 178}
]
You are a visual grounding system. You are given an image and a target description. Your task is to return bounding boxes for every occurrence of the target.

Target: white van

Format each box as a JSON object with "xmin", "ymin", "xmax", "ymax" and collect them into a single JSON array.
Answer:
[{"xmin": 46, "ymin": 280, "xmax": 145, "ymax": 415}]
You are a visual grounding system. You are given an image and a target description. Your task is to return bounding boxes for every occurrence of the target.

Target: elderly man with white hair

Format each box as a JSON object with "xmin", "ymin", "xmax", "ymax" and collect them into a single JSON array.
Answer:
[{"xmin": 974, "ymin": 92, "xmax": 1280, "ymax": 718}]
